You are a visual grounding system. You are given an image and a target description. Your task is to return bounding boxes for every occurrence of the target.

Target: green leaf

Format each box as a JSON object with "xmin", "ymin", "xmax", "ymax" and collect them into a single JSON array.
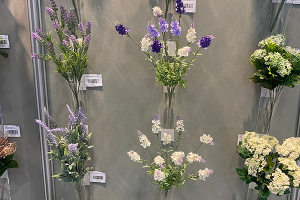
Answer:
[{"xmin": 0, "ymin": 50, "xmax": 8, "ymax": 58}]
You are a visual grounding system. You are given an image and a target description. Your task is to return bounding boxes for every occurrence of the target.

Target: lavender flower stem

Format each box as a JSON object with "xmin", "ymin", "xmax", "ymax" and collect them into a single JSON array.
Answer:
[
  {"xmin": 147, "ymin": 146, "xmax": 154, "ymax": 160},
  {"xmin": 194, "ymin": 143, "xmax": 202, "ymax": 153}
]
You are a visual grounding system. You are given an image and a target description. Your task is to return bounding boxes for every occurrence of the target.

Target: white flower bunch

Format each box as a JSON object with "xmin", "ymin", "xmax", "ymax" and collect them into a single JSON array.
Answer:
[
  {"xmin": 198, "ymin": 168, "xmax": 213, "ymax": 181},
  {"xmin": 264, "ymin": 52, "xmax": 292, "ymax": 77},
  {"xmin": 171, "ymin": 151, "xmax": 185, "ymax": 165},
  {"xmin": 276, "ymin": 137, "xmax": 300, "ymax": 159},
  {"xmin": 141, "ymin": 34, "xmax": 151, "ymax": 52},
  {"xmin": 200, "ymin": 134, "xmax": 214, "ymax": 145},
  {"xmin": 178, "ymin": 46, "xmax": 191, "ymax": 57},
  {"xmin": 127, "ymin": 150, "xmax": 141, "ymax": 162},
  {"xmin": 187, "ymin": 152, "xmax": 204, "ymax": 163},
  {"xmin": 267, "ymin": 168, "xmax": 290, "ymax": 195},
  {"xmin": 152, "ymin": 6, "xmax": 163, "ymax": 17},
  {"xmin": 137, "ymin": 130, "xmax": 151, "ymax": 148},
  {"xmin": 152, "ymin": 117, "xmax": 161, "ymax": 134},
  {"xmin": 186, "ymin": 22, "xmax": 196, "ymax": 43},
  {"xmin": 250, "ymin": 49, "xmax": 267, "ymax": 61},
  {"xmin": 154, "ymin": 155, "xmax": 165, "ymax": 166},
  {"xmin": 162, "ymin": 132, "xmax": 171, "ymax": 145},
  {"xmin": 176, "ymin": 119, "xmax": 185, "ymax": 132},
  {"xmin": 245, "ymin": 156, "xmax": 267, "ymax": 176},
  {"xmin": 154, "ymin": 169, "xmax": 165, "ymax": 181},
  {"xmin": 258, "ymin": 34, "xmax": 285, "ymax": 49}
]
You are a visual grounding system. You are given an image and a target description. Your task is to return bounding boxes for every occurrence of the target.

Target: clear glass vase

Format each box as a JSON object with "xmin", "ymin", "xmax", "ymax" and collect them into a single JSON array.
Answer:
[
  {"xmin": 255, "ymin": 86, "xmax": 283, "ymax": 135},
  {"xmin": 160, "ymin": 188, "xmax": 173, "ymax": 200},
  {"xmin": 162, "ymin": 86, "xmax": 176, "ymax": 129},
  {"xmin": 67, "ymin": 80, "xmax": 86, "ymax": 113},
  {"xmin": 74, "ymin": 181, "xmax": 87, "ymax": 200}
]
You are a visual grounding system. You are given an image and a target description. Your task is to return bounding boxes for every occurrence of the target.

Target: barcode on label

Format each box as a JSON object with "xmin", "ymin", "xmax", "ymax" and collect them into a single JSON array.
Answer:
[
  {"xmin": 183, "ymin": 3, "xmax": 194, "ymax": 8},
  {"xmin": 7, "ymin": 130, "xmax": 18, "ymax": 135},
  {"xmin": 93, "ymin": 176, "xmax": 103, "ymax": 179},
  {"xmin": 87, "ymin": 79, "xmax": 99, "ymax": 84}
]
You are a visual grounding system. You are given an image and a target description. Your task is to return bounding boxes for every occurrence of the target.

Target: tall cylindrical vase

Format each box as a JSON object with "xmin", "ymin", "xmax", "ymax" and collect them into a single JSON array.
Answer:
[
  {"xmin": 162, "ymin": 86, "xmax": 176, "ymax": 129},
  {"xmin": 159, "ymin": 188, "xmax": 173, "ymax": 200},
  {"xmin": 255, "ymin": 86, "xmax": 283, "ymax": 135},
  {"xmin": 74, "ymin": 181, "xmax": 87, "ymax": 200},
  {"xmin": 67, "ymin": 80, "xmax": 86, "ymax": 113}
]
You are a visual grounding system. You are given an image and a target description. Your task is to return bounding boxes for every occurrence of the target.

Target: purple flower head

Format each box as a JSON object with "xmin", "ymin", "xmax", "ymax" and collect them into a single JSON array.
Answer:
[
  {"xmin": 85, "ymin": 34, "xmax": 91, "ymax": 47},
  {"xmin": 36, "ymin": 119, "xmax": 57, "ymax": 145},
  {"xmin": 200, "ymin": 158, "xmax": 206, "ymax": 163},
  {"xmin": 77, "ymin": 107, "xmax": 87, "ymax": 125},
  {"xmin": 35, "ymin": 28, "xmax": 45, "ymax": 37},
  {"xmin": 50, "ymin": 0, "xmax": 57, "ymax": 9},
  {"xmin": 210, "ymin": 142, "xmax": 215, "ymax": 146},
  {"xmin": 159, "ymin": 164, "xmax": 164, "ymax": 169},
  {"xmin": 63, "ymin": 13, "xmax": 71, "ymax": 26},
  {"xmin": 190, "ymin": 22, "xmax": 195, "ymax": 29},
  {"xmin": 151, "ymin": 39, "xmax": 162, "ymax": 53},
  {"xmin": 137, "ymin": 130, "xmax": 143, "ymax": 137},
  {"xmin": 32, "ymin": 32, "xmax": 42, "ymax": 43},
  {"xmin": 49, "ymin": 128, "xmax": 66, "ymax": 133},
  {"xmin": 70, "ymin": 35, "xmax": 77, "ymax": 44},
  {"xmin": 176, "ymin": 116, "xmax": 180, "ymax": 121},
  {"xmin": 171, "ymin": 20, "xmax": 182, "ymax": 36},
  {"xmin": 46, "ymin": 41, "xmax": 53, "ymax": 49},
  {"xmin": 176, "ymin": 0, "xmax": 186, "ymax": 14},
  {"xmin": 154, "ymin": 115, "xmax": 159, "ymax": 121},
  {"xmin": 46, "ymin": 7, "xmax": 55, "ymax": 17},
  {"xmin": 53, "ymin": 21, "xmax": 60, "ymax": 31},
  {"xmin": 60, "ymin": 5, "xmax": 66, "ymax": 15},
  {"xmin": 68, "ymin": 143, "xmax": 79, "ymax": 154},
  {"xmin": 69, "ymin": 11, "xmax": 75, "ymax": 20},
  {"xmin": 66, "ymin": 104, "xmax": 76, "ymax": 128},
  {"xmin": 208, "ymin": 169, "xmax": 214, "ymax": 175},
  {"xmin": 147, "ymin": 22, "xmax": 160, "ymax": 38},
  {"xmin": 158, "ymin": 18, "xmax": 169, "ymax": 33},
  {"xmin": 31, "ymin": 53, "xmax": 40, "ymax": 59},
  {"xmin": 198, "ymin": 35, "xmax": 214, "ymax": 49},
  {"xmin": 78, "ymin": 22, "xmax": 85, "ymax": 34},
  {"xmin": 115, "ymin": 21, "xmax": 129, "ymax": 35},
  {"xmin": 62, "ymin": 39, "xmax": 69, "ymax": 46},
  {"xmin": 86, "ymin": 22, "xmax": 92, "ymax": 35},
  {"xmin": 43, "ymin": 107, "xmax": 58, "ymax": 128}
]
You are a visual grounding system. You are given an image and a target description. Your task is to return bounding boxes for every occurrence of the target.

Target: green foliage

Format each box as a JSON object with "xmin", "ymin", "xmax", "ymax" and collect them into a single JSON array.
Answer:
[
  {"xmin": 0, "ymin": 154, "xmax": 19, "ymax": 176},
  {"xmin": 0, "ymin": 50, "xmax": 8, "ymax": 58}
]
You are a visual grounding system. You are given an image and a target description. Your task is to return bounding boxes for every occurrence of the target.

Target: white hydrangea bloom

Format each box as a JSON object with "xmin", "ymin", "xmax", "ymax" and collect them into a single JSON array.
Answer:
[
  {"xmin": 127, "ymin": 150, "xmax": 141, "ymax": 162},
  {"xmin": 154, "ymin": 169, "xmax": 165, "ymax": 181},
  {"xmin": 176, "ymin": 119, "xmax": 185, "ymax": 132},
  {"xmin": 154, "ymin": 155, "xmax": 165, "ymax": 166},
  {"xmin": 198, "ymin": 168, "xmax": 213, "ymax": 181},
  {"xmin": 289, "ymin": 170, "xmax": 300, "ymax": 187},
  {"xmin": 152, "ymin": 6, "xmax": 163, "ymax": 17},
  {"xmin": 152, "ymin": 119, "xmax": 161, "ymax": 134},
  {"xmin": 187, "ymin": 152, "xmax": 204, "ymax": 163},
  {"xmin": 141, "ymin": 34, "xmax": 151, "ymax": 52},
  {"xmin": 178, "ymin": 46, "xmax": 191, "ymax": 57},
  {"xmin": 186, "ymin": 22, "xmax": 196, "ymax": 43},
  {"xmin": 278, "ymin": 157, "xmax": 299, "ymax": 171},
  {"xmin": 245, "ymin": 156, "xmax": 267, "ymax": 177},
  {"xmin": 171, "ymin": 151, "xmax": 185, "ymax": 165},
  {"xmin": 162, "ymin": 132, "xmax": 171, "ymax": 145},
  {"xmin": 200, "ymin": 134, "xmax": 214, "ymax": 145},
  {"xmin": 276, "ymin": 137, "xmax": 300, "ymax": 159},
  {"xmin": 139, "ymin": 134, "xmax": 151, "ymax": 148},
  {"xmin": 264, "ymin": 52, "xmax": 292, "ymax": 77},
  {"xmin": 258, "ymin": 34, "xmax": 285, "ymax": 49},
  {"xmin": 250, "ymin": 49, "xmax": 267, "ymax": 61},
  {"xmin": 267, "ymin": 168, "xmax": 290, "ymax": 195}
]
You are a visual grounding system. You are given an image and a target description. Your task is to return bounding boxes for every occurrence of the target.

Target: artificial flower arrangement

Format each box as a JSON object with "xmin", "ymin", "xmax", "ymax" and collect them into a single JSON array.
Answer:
[
  {"xmin": 31, "ymin": 0, "xmax": 92, "ymax": 111},
  {"xmin": 36, "ymin": 105, "xmax": 92, "ymax": 200},
  {"xmin": 115, "ymin": 0, "xmax": 214, "ymax": 107},
  {"xmin": 127, "ymin": 115, "xmax": 214, "ymax": 196},
  {"xmin": 249, "ymin": 35, "xmax": 300, "ymax": 134},
  {"xmin": 236, "ymin": 131, "xmax": 300, "ymax": 200},
  {"xmin": 0, "ymin": 137, "xmax": 18, "ymax": 177}
]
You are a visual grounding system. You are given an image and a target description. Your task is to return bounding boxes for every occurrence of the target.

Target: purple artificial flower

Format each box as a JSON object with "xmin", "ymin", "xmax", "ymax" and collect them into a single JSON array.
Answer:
[
  {"xmin": 190, "ymin": 22, "xmax": 195, "ymax": 29},
  {"xmin": 171, "ymin": 20, "xmax": 182, "ymax": 36},
  {"xmin": 53, "ymin": 21, "xmax": 60, "ymax": 31},
  {"xmin": 68, "ymin": 143, "xmax": 79, "ymax": 154},
  {"xmin": 67, "ymin": 104, "xmax": 76, "ymax": 127},
  {"xmin": 210, "ymin": 141, "xmax": 215, "ymax": 146},
  {"xmin": 62, "ymin": 39, "xmax": 69, "ymax": 46},
  {"xmin": 77, "ymin": 107, "xmax": 87, "ymax": 124},
  {"xmin": 86, "ymin": 22, "xmax": 92, "ymax": 35},
  {"xmin": 85, "ymin": 34, "xmax": 91, "ymax": 47},
  {"xmin": 36, "ymin": 119, "xmax": 58, "ymax": 145},
  {"xmin": 154, "ymin": 115, "xmax": 159, "ymax": 121},
  {"xmin": 208, "ymin": 169, "xmax": 214, "ymax": 175},
  {"xmin": 158, "ymin": 18, "xmax": 168, "ymax": 33},
  {"xmin": 176, "ymin": 0, "xmax": 186, "ymax": 14},
  {"xmin": 200, "ymin": 158, "xmax": 205, "ymax": 163},
  {"xmin": 159, "ymin": 164, "xmax": 164, "ymax": 169},
  {"xmin": 49, "ymin": 128, "xmax": 67, "ymax": 133},
  {"xmin": 32, "ymin": 32, "xmax": 42, "ymax": 43},
  {"xmin": 46, "ymin": 41, "xmax": 53, "ymax": 49},
  {"xmin": 69, "ymin": 11, "xmax": 76, "ymax": 21},
  {"xmin": 50, "ymin": 0, "xmax": 57, "ymax": 9},
  {"xmin": 60, "ymin": 5, "xmax": 66, "ymax": 15},
  {"xmin": 147, "ymin": 22, "xmax": 160, "ymax": 38},
  {"xmin": 198, "ymin": 35, "xmax": 214, "ymax": 49},
  {"xmin": 115, "ymin": 22, "xmax": 129, "ymax": 35},
  {"xmin": 176, "ymin": 116, "xmax": 180, "ymax": 121},
  {"xmin": 35, "ymin": 28, "xmax": 45, "ymax": 37},
  {"xmin": 63, "ymin": 13, "xmax": 71, "ymax": 26},
  {"xmin": 151, "ymin": 39, "xmax": 162, "ymax": 53},
  {"xmin": 31, "ymin": 53, "xmax": 40, "ymax": 59},
  {"xmin": 46, "ymin": 7, "xmax": 55, "ymax": 17},
  {"xmin": 78, "ymin": 22, "xmax": 85, "ymax": 34},
  {"xmin": 70, "ymin": 35, "xmax": 77, "ymax": 44},
  {"xmin": 44, "ymin": 107, "xmax": 58, "ymax": 128}
]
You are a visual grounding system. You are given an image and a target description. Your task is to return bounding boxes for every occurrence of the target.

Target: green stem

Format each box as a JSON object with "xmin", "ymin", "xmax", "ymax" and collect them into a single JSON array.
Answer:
[
  {"xmin": 167, "ymin": 86, "xmax": 175, "ymax": 108},
  {"xmin": 164, "ymin": 0, "xmax": 171, "ymax": 19},
  {"xmin": 194, "ymin": 143, "xmax": 202, "ymax": 153},
  {"xmin": 187, "ymin": 46, "xmax": 202, "ymax": 67},
  {"xmin": 147, "ymin": 146, "xmax": 153, "ymax": 160},
  {"xmin": 270, "ymin": 0, "xmax": 287, "ymax": 33}
]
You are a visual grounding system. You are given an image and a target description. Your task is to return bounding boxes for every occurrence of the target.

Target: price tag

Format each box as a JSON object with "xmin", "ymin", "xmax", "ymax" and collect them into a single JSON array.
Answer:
[
  {"xmin": 90, "ymin": 171, "xmax": 106, "ymax": 183},
  {"xmin": 183, "ymin": 0, "xmax": 196, "ymax": 13},
  {"xmin": 0, "ymin": 35, "xmax": 10, "ymax": 49},
  {"xmin": 161, "ymin": 129, "xmax": 174, "ymax": 142},
  {"xmin": 4, "ymin": 125, "xmax": 21, "ymax": 137},
  {"xmin": 84, "ymin": 74, "xmax": 102, "ymax": 87}
]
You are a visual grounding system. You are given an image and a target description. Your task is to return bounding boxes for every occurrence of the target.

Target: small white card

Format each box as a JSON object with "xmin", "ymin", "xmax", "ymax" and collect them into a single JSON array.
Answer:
[
  {"xmin": 161, "ymin": 129, "xmax": 174, "ymax": 142},
  {"xmin": 90, "ymin": 171, "xmax": 106, "ymax": 183},
  {"xmin": 85, "ymin": 74, "xmax": 102, "ymax": 87},
  {"xmin": 183, "ymin": 0, "xmax": 196, "ymax": 13},
  {"xmin": 4, "ymin": 125, "xmax": 21, "ymax": 137},
  {"xmin": 0, "ymin": 35, "xmax": 10, "ymax": 48}
]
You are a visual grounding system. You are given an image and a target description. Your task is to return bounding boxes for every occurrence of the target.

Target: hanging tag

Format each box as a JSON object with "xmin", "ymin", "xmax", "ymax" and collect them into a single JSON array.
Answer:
[
  {"xmin": 4, "ymin": 125, "xmax": 21, "ymax": 137},
  {"xmin": 85, "ymin": 74, "xmax": 102, "ymax": 87},
  {"xmin": 183, "ymin": 0, "xmax": 196, "ymax": 13},
  {"xmin": 90, "ymin": 171, "xmax": 106, "ymax": 183}
]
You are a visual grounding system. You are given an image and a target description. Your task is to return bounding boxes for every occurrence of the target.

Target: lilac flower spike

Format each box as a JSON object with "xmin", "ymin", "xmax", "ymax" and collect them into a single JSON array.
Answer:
[
  {"xmin": 78, "ymin": 22, "xmax": 85, "ymax": 34},
  {"xmin": 53, "ymin": 21, "xmax": 60, "ymax": 31},
  {"xmin": 35, "ymin": 28, "xmax": 45, "ymax": 37},
  {"xmin": 198, "ymin": 34, "xmax": 214, "ymax": 49},
  {"xmin": 115, "ymin": 21, "xmax": 129, "ymax": 35},
  {"xmin": 69, "ymin": 11, "xmax": 76, "ymax": 20},
  {"xmin": 154, "ymin": 115, "xmax": 159, "ymax": 121},
  {"xmin": 86, "ymin": 22, "xmax": 92, "ymax": 35},
  {"xmin": 158, "ymin": 18, "xmax": 168, "ymax": 33},
  {"xmin": 137, "ymin": 130, "xmax": 143, "ymax": 137},
  {"xmin": 70, "ymin": 35, "xmax": 77, "ymax": 44},
  {"xmin": 176, "ymin": 116, "xmax": 180, "ymax": 121},
  {"xmin": 147, "ymin": 22, "xmax": 160, "ymax": 38},
  {"xmin": 85, "ymin": 34, "xmax": 91, "ymax": 47},
  {"xmin": 32, "ymin": 32, "xmax": 42, "ymax": 43},
  {"xmin": 171, "ymin": 20, "xmax": 182, "ymax": 36},
  {"xmin": 68, "ymin": 143, "xmax": 78, "ymax": 154},
  {"xmin": 46, "ymin": 7, "xmax": 55, "ymax": 17},
  {"xmin": 46, "ymin": 41, "xmax": 53, "ymax": 49},
  {"xmin": 31, "ymin": 53, "xmax": 39, "ymax": 59},
  {"xmin": 63, "ymin": 13, "xmax": 71, "ymax": 26},
  {"xmin": 36, "ymin": 119, "xmax": 58, "ymax": 145},
  {"xmin": 62, "ymin": 39, "xmax": 69, "ymax": 46},
  {"xmin": 151, "ymin": 39, "xmax": 162, "ymax": 53},
  {"xmin": 60, "ymin": 5, "xmax": 66, "ymax": 15},
  {"xmin": 176, "ymin": 0, "xmax": 186, "ymax": 14}
]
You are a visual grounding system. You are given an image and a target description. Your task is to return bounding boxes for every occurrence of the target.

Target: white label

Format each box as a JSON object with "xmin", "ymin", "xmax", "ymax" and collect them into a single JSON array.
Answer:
[
  {"xmin": 260, "ymin": 87, "xmax": 270, "ymax": 98},
  {"xmin": 85, "ymin": 74, "xmax": 102, "ymax": 87},
  {"xmin": 90, "ymin": 171, "xmax": 106, "ymax": 183},
  {"xmin": 272, "ymin": 0, "xmax": 293, "ymax": 3},
  {"xmin": 161, "ymin": 129, "xmax": 174, "ymax": 142},
  {"xmin": 0, "ymin": 35, "xmax": 10, "ymax": 48},
  {"xmin": 293, "ymin": 1, "xmax": 300, "ymax": 4},
  {"xmin": 183, "ymin": 0, "xmax": 196, "ymax": 13},
  {"xmin": 4, "ymin": 125, "xmax": 21, "ymax": 137}
]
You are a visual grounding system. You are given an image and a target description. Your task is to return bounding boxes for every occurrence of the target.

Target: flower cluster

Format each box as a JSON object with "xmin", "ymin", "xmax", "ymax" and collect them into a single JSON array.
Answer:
[
  {"xmin": 186, "ymin": 22, "xmax": 196, "ymax": 43},
  {"xmin": 115, "ymin": 21, "xmax": 129, "ymax": 35},
  {"xmin": 176, "ymin": 0, "xmax": 186, "ymax": 14},
  {"xmin": 127, "ymin": 116, "xmax": 214, "ymax": 190},
  {"xmin": 249, "ymin": 34, "xmax": 300, "ymax": 90},
  {"xmin": 200, "ymin": 134, "xmax": 214, "ymax": 145},
  {"xmin": 237, "ymin": 131, "xmax": 300, "ymax": 199},
  {"xmin": 141, "ymin": 34, "xmax": 151, "ymax": 52},
  {"xmin": 0, "ymin": 137, "xmax": 18, "ymax": 177},
  {"xmin": 153, "ymin": 6, "xmax": 163, "ymax": 17}
]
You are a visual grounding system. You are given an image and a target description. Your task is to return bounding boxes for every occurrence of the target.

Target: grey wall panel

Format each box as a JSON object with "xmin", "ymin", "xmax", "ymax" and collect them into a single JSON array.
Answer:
[{"xmin": 0, "ymin": 0, "xmax": 44, "ymax": 200}]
